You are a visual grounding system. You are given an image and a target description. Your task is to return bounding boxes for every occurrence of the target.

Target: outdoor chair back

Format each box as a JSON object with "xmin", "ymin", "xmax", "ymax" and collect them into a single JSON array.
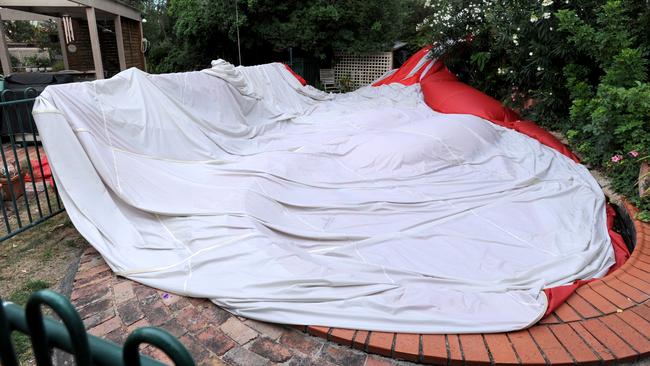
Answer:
[{"xmin": 319, "ymin": 69, "xmax": 339, "ymax": 92}]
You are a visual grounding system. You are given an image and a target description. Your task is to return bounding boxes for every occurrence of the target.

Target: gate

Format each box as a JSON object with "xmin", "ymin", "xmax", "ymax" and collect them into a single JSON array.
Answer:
[
  {"xmin": 0, "ymin": 89, "xmax": 64, "ymax": 241},
  {"xmin": 1, "ymin": 290, "xmax": 195, "ymax": 365}
]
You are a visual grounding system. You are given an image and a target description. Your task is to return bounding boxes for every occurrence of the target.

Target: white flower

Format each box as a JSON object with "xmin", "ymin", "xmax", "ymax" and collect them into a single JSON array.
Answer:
[
  {"xmin": 537, "ymin": 66, "xmax": 544, "ymax": 71},
  {"xmin": 549, "ymin": 27, "xmax": 554, "ymax": 31},
  {"xmin": 542, "ymin": 0, "xmax": 554, "ymax": 6},
  {"xmin": 529, "ymin": 51, "xmax": 534, "ymax": 56},
  {"xmin": 542, "ymin": 12, "xmax": 551, "ymax": 19},
  {"xmin": 530, "ymin": 14, "xmax": 538, "ymax": 22}
]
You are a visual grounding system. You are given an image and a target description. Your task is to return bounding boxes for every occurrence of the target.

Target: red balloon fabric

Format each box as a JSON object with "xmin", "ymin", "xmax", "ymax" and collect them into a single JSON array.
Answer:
[
  {"xmin": 420, "ymin": 71, "xmax": 520, "ymax": 126},
  {"xmin": 373, "ymin": 46, "xmax": 436, "ymax": 86},
  {"xmin": 24, "ymin": 156, "xmax": 54, "ymax": 187},
  {"xmin": 542, "ymin": 280, "xmax": 590, "ymax": 317},
  {"xmin": 419, "ymin": 66, "xmax": 579, "ymax": 162},
  {"xmin": 422, "ymin": 66, "xmax": 458, "ymax": 83},
  {"xmin": 283, "ymin": 64, "xmax": 307, "ymax": 86}
]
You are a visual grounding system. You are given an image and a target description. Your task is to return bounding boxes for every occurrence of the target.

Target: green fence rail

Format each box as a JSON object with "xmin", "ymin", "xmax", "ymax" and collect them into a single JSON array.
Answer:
[
  {"xmin": 0, "ymin": 89, "xmax": 64, "ymax": 241},
  {"xmin": 0, "ymin": 290, "xmax": 195, "ymax": 366}
]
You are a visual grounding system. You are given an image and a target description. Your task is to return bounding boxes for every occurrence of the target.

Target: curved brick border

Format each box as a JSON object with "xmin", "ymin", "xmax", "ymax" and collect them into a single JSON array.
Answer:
[
  {"xmin": 71, "ymin": 201, "xmax": 650, "ymax": 365},
  {"xmin": 301, "ymin": 201, "xmax": 650, "ymax": 365}
]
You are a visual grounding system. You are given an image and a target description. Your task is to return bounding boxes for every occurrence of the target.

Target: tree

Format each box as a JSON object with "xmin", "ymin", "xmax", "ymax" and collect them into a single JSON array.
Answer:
[
  {"xmin": 5, "ymin": 21, "xmax": 38, "ymax": 43},
  {"xmin": 5, "ymin": 20, "xmax": 58, "ymax": 49},
  {"xmin": 4, "ymin": 20, "xmax": 61, "ymax": 66},
  {"xmin": 417, "ymin": 0, "xmax": 650, "ymax": 219},
  {"xmin": 148, "ymin": 0, "xmax": 422, "ymax": 72}
]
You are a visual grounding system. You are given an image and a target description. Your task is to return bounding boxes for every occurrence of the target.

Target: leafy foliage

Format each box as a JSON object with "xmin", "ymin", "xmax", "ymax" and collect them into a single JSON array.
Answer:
[
  {"xmin": 418, "ymin": 0, "xmax": 650, "ymax": 219},
  {"xmin": 604, "ymin": 152, "xmax": 650, "ymax": 219},
  {"xmin": 5, "ymin": 20, "xmax": 61, "ymax": 65},
  {"xmin": 419, "ymin": 0, "xmax": 580, "ymax": 128},
  {"xmin": 557, "ymin": 3, "xmax": 650, "ymax": 165},
  {"xmin": 558, "ymin": 1, "xmax": 650, "ymax": 216},
  {"xmin": 143, "ymin": 0, "xmax": 423, "ymax": 72},
  {"xmin": 5, "ymin": 20, "xmax": 56, "ymax": 47}
]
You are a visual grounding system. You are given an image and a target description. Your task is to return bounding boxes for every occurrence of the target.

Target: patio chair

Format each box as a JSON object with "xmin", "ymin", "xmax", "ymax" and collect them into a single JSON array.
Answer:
[{"xmin": 319, "ymin": 69, "xmax": 339, "ymax": 92}]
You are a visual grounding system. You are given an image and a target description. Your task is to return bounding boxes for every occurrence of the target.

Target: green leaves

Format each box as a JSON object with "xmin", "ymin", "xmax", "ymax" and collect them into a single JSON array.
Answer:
[
  {"xmin": 154, "ymin": 0, "xmax": 418, "ymax": 70},
  {"xmin": 603, "ymin": 48, "xmax": 648, "ymax": 87},
  {"xmin": 560, "ymin": 0, "xmax": 650, "ymax": 171},
  {"xmin": 419, "ymin": 0, "xmax": 650, "ymax": 218},
  {"xmin": 470, "ymin": 51, "xmax": 490, "ymax": 71}
]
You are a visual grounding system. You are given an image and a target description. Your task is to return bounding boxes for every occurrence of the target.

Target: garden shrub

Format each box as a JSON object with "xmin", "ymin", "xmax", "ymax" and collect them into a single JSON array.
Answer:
[
  {"xmin": 145, "ymin": 0, "xmax": 423, "ymax": 72},
  {"xmin": 418, "ymin": 0, "xmax": 650, "ymax": 220}
]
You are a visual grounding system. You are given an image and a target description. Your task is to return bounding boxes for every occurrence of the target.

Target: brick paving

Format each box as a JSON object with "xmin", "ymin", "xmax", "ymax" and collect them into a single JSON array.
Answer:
[
  {"xmin": 72, "ymin": 247, "xmax": 416, "ymax": 366},
  {"xmin": 71, "ymin": 201, "xmax": 650, "ymax": 365}
]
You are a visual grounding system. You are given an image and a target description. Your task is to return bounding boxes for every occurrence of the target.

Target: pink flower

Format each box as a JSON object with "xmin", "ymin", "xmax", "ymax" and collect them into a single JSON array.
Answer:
[
  {"xmin": 611, "ymin": 154, "xmax": 623, "ymax": 163},
  {"xmin": 629, "ymin": 150, "xmax": 639, "ymax": 158}
]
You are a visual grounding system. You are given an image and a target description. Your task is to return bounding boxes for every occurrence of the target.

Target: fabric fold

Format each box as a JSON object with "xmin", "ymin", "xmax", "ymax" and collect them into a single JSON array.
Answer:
[{"xmin": 32, "ymin": 62, "xmax": 614, "ymax": 333}]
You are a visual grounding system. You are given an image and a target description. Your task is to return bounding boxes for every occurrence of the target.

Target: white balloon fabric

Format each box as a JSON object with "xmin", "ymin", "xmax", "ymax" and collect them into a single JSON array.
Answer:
[{"xmin": 32, "ymin": 62, "xmax": 614, "ymax": 333}]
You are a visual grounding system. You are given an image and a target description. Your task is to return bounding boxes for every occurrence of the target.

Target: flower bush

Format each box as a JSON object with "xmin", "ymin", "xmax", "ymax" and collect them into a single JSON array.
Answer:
[
  {"xmin": 418, "ymin": 0, "xmax": 650, "ymax": 220},
  {"xmin": 606, "ymin": 151, "xmax": 650, "ymax": 221}
]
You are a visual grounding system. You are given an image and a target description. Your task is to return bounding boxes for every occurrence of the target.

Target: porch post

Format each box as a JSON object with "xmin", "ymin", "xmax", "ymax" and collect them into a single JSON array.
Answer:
[
  {"xmin": 0, "ymin": 15, "xmax": 12, "ymax": 76},
  {"xmin": 114, "ymin": 15, "xmax": 126, "ymax": 71},
  {"xmin": 85, "ymin": 7, "xmax": 104, "ymax": 79},
  {"xmin": 56, "ymin": 19, "xmax": 70, "ymax": 70}
]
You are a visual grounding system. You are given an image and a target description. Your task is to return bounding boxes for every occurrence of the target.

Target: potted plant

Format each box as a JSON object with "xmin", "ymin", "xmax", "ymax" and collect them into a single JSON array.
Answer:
[{"xmin": 0, "ymin": 158, "xmax": 27, "ymax": 201}]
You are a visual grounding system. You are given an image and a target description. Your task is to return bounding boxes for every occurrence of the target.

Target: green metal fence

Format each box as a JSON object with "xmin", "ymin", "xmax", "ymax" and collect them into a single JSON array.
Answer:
[
  {"xmin": 0, "ymin": 290, "xmax": 195, "ymax": 366},
  {"xmin": 0, "ymin": 90, "xmax": 196, "ymax": 365},
  {"xmin": 0, "ymin": 89, "xmax": 64, "ymax": 242}
]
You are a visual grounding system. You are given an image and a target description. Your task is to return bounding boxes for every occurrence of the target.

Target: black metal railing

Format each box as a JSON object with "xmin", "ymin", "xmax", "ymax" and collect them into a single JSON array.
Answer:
[
  {"xmin": 0, "ymin": 89, "xmax": 64, "ymax": 241},
  {"xmin": 0, "ymin": 290, "xmax": 195, "ymax": 366}
]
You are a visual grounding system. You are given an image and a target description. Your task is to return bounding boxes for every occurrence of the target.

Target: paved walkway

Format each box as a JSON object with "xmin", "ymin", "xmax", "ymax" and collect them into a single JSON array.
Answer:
[
  {"xmin": 72, "ymin": 248, "xmax": 413, "ymax": 365},
  {"xmin": 71, "ymin": 201, "xmax": 650, "ymax": 365}
]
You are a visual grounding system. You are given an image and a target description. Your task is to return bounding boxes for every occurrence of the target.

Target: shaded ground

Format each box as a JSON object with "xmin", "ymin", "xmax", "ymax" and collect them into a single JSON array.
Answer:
[
  {"xmin": 0, "ymin": 212, "xmax": 87, "ymax": 363},
  {"xmin": 0, "ymin": 183, "xmax": 64, "ymax": 239}
]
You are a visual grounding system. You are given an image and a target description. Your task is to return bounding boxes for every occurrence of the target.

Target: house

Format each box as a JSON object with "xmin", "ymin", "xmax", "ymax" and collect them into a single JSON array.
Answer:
[{"xmin": 0, "ymin": 0, "xmax": 145, "ymax": 79}]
